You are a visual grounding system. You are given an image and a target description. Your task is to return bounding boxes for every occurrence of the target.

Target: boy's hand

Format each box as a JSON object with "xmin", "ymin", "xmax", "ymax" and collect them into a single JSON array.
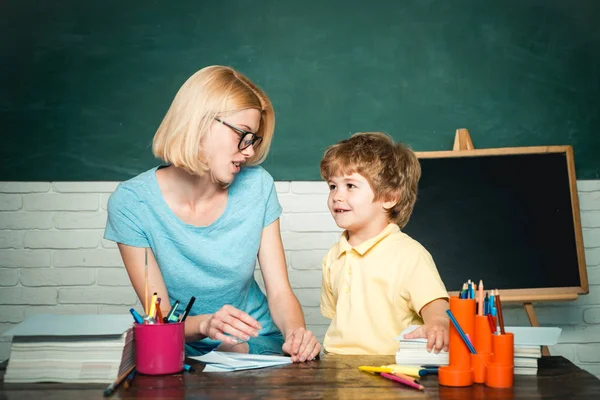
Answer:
[
  {"xmin": 404, "ymin": 316, "xmax": 450, "ymax": 353},
  {"xmin": 282, "ymin": 327, "xmax": 321, "ymax": 362},
  {"xmin": 404, "ymin": 298, "xmax": 450, "ymax": 353}
]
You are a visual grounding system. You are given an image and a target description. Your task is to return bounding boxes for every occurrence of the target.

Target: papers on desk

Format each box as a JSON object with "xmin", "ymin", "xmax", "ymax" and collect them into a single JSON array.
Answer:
[{"xmin": 189, "ymin": 351, "xmax": 293, "ymax": 372}]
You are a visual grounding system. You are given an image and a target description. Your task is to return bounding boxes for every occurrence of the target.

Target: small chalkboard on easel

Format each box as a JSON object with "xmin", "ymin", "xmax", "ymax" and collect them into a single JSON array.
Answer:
[{"xmin": 403, "ymin": 129, "xmax": 588, "ymax": 355}]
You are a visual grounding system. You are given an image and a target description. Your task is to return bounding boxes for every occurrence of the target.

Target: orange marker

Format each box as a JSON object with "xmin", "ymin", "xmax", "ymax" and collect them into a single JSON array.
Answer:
[{"xmin": 156, "ymin": 299, "xmax": 164, "ymax": 324}]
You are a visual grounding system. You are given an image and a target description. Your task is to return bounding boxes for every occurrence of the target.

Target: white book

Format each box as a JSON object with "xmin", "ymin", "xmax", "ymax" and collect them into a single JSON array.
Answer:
[
  {"xmin": 514, "ymin": 366, "xmax": 538, "ymax": 375},
  {"xmin": 2, "ymin": 314, "xmax": 135, "ymax": 383},
  {"xmin": 514, "ymin": 357, "xmax": 539, "ymax": 368}
]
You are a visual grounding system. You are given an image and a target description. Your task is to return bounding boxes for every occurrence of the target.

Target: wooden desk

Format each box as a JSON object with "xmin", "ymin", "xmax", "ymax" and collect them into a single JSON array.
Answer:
[{"xmin": 1, "ymin": 355, "xmax": 599, "ymax": 399}]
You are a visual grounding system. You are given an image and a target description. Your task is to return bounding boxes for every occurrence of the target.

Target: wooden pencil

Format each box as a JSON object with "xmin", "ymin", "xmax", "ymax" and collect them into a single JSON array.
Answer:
[
  {"xmin": 495, "ymin": 289, "xmax": 506, "ymax": 335},
  {"xmin": 144, "ymin": 248, "xmax": 148, "ymax": 316},
  {"xmin": 103, "ymin": 364, "xmax": 136, "ymax": 397}
]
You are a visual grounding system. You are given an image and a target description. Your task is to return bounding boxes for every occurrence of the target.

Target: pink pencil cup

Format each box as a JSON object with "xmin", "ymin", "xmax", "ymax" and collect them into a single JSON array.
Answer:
[{"xmin": 135, "ymin": 322, "xmax": 185, "ymax": 375}]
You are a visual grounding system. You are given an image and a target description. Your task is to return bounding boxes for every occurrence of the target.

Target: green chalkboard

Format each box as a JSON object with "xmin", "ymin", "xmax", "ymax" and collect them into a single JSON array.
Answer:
[{"xmin": 1, "ymin": 0, "xmax": 599, "ymax": 181}]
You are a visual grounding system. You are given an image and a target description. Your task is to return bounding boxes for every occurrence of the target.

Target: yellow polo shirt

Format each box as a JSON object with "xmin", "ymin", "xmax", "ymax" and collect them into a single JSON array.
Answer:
[{"xmin": 321, "ymin": 223, "xmax": 448, "ymax": 355}]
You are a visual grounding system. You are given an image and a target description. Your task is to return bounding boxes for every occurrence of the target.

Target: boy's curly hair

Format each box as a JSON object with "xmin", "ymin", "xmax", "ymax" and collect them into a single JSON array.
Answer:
[{"xmin": 320, "ymin": 132, "xmax": 421, "ymax": 228}]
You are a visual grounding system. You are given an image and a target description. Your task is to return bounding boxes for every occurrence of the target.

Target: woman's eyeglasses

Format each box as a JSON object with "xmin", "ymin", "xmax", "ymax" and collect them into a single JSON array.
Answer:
[{"xmin": 215, "ymin": 118, "xmax": 262, "ymax": 151}]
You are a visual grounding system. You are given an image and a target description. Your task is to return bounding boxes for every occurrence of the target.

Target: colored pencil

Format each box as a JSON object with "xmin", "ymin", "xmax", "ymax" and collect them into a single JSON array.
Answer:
[
  {"xmin": 103, "ymin": 364, "xmax": 135, "ymax": 397},
  {"xmin": 495, "ymin": 289, "xmax": 506, "ymax": 335},
  {"xmin": 144, "ymin": 248, "xmax": 148, "ymax": 316},
  {"xmin": 123, "ymin": 368, "xmax": 136, "ymax": 390},
  {"xmin": 460, "ymin": 283, "xmax": 467, "ymax": 299},
  {"xmin": 487, "ymin": 314, "xmax": 496, "ymax": 334},
  {"xmin": 446, "ymin": 310, "xmax": 477, "ymax": 354},
  {"xmin": 478, "ymin": 280, "xmax": 484, "ymax": 316},
  {"xmin": 381, "ymin": 372, "xmax": 424, "ymax": 390}
]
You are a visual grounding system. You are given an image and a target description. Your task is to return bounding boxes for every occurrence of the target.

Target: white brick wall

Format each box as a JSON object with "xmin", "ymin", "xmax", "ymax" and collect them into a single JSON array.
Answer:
[{"xmin": 0, "ymin": 180, "xmax": 599, "ymax": 377}]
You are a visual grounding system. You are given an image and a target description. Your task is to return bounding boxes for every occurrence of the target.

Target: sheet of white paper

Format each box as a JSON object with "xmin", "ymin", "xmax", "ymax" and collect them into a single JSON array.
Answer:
[
  {"xmin": 2, "ymin": 314, "xmax": 134, "ymax": 337},
  {"xmin": 189, "ymin": 351, "xmax": 292, "ymax": 372},
  {"xmin": 505, "ymin": 326, "xmax": 561, "ymax": 346}
]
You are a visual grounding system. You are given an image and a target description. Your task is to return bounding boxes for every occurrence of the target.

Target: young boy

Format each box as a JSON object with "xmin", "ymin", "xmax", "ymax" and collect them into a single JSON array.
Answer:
[{"xmin": 320, "ymin": 132, "xmax": 449, "ymax": 355}]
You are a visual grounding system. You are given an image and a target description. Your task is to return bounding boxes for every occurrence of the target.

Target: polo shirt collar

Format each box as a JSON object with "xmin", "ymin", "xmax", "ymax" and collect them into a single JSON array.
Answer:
[{"xmin": 335, "ymin": 223, "xmax": 400, "ymax": 258}]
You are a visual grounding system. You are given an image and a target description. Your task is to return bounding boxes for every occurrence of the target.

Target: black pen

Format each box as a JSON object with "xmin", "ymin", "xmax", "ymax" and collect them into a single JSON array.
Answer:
[{"xmin": 178, "ymin": 296, "xmax": 196, "ymax": 322}]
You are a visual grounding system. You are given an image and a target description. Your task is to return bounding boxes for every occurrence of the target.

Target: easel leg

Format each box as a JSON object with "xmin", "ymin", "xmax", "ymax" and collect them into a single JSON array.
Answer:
[{"xmin": 523, "ymin": 303, "xmax": 551, "ymax": 356}]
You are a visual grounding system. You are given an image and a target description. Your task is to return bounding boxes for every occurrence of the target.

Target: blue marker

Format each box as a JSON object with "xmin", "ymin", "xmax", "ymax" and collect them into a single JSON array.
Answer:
[
  {"xmin": 489, "ymin": 291, "xmax": 496, "ymax": 316},
  {"xmin": 129, "ymin": 308, "xmax": 144, "ymax": 324},
  {"xmin": 183, "ymin": 363, "xmax": 196, "ymax": 372}
]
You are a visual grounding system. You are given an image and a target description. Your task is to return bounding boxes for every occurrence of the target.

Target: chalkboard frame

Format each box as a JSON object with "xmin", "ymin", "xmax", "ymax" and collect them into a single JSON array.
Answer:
[{"xmin": 415, "ymin": 145, "xmax": 588, "ymax": 303}]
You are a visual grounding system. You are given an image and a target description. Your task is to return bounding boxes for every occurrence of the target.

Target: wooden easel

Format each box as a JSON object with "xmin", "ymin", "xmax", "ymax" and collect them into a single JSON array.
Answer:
[{"xmin": 452, "ymin": 128, "xmax": 551, "ymax": 356}]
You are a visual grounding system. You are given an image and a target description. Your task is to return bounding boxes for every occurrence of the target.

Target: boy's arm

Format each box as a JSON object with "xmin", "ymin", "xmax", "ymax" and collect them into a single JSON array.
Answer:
[
  {"xmin": 400, "ymin": 246, "xmax": 449, "ymax": 353},
  {"xmin": 404, "ymin": 298, "xmax": 449, "ymax": 353},
  {"xmin": 320, "ymin": 254, "xmax": 336, "ymax": 319}
]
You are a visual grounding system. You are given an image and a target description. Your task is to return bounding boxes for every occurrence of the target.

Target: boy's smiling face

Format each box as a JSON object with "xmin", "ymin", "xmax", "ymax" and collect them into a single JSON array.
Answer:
[{"xmin": 327, "ymin": 172, "xmax": 395, "ymax": 245}]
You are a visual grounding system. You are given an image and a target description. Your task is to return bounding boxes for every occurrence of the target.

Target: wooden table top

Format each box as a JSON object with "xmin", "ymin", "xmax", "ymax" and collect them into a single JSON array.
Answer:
[{"xmin": 1, "ymin": 355, "xmax": 599, "ymax": 399}]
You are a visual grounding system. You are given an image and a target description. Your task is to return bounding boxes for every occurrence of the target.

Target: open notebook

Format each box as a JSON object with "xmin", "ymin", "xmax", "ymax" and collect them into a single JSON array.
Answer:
[{"xmin": 2, "ymin": 314, "xmax": 135, "ymax": 383}]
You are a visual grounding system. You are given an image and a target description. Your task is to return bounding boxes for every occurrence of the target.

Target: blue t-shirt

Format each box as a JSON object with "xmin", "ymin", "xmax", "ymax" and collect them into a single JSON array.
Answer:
[{"xmin": 104, "ymin": 165, "xmax": 283, "ymax": 351}]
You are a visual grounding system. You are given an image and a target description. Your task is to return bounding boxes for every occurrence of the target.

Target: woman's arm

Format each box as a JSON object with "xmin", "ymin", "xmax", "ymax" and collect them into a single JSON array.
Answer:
[
  {"xmin": 117, "ymin": 243, "xmax": 260, "ymax": 344},
  {"xmin": 258, "ymin": 219, "xmax": 321, "ymax": 361}
]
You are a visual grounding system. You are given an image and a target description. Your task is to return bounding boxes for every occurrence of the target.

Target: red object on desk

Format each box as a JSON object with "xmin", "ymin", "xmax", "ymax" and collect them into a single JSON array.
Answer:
[{"xmin": 380, "ymin": 372, "xmax": 424, "ymax": 390}]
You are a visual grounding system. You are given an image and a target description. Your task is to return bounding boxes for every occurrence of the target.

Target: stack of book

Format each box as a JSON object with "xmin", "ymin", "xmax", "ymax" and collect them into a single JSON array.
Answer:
[
  {"xmin": 2, "ymin": 314, "xmax": 135, "ymax": 383},
  {"xmin": 395, "ymin": 325, "xmax": 558, "ymax": 376},
  {"xmin": 513, "ymin": 345, "xmax": 542, "ymax": 375}
]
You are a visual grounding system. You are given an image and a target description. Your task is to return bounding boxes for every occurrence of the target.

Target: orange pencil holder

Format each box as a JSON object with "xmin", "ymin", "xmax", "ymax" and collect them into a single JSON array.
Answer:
[
  {"xmin": 471, "ymin": 315, "xmax": 493, "ymax": 383},
  {"xmin": 474, "ymin": 315, "xmax": 493, "ymax": 354},
  {"xmin": 439, "ymin": 297, "xmax": 476, "ymax": 387},
  {"xmin": 485, "ymin": 332, "xmax": 514, "ymax": 388}
]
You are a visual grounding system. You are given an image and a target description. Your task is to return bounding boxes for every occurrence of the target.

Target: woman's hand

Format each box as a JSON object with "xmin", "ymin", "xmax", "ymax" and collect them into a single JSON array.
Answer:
[
  {"xmin": 199, "ymin": 305, "xmax": 261, "ymax": 345},
  {"xmin": 282, "ymin": 327, "xmax": 321, "ymax": 362}
]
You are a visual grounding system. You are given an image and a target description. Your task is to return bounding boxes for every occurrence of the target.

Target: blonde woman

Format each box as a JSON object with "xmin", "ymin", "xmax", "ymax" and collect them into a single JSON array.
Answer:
[{"xmin": 105, "ymin": 66, "xmax": 320, "ymax": 362}]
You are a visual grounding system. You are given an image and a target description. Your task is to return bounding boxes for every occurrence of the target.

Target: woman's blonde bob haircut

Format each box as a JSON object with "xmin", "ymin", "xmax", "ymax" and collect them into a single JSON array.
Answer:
[
  {"xmin": 152, "ymin": 66, "xmax": 275, "ymax": 176},
  {"xmin": 320, "ymin": 132, "xmax": 422, "ymax": 229}
]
